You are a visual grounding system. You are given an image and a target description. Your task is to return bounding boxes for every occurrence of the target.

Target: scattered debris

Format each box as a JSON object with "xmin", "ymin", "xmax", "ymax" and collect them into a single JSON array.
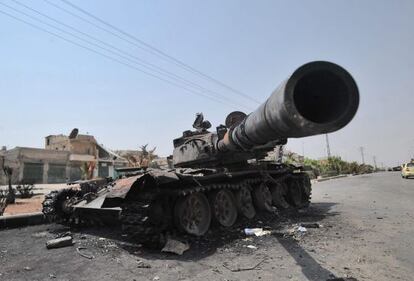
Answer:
[
  {"xmin": 300, "ymin": 222, "xmax": 321, "ymax": 228},
  {"xmin": 297, "ymin": 226, "xmax": 307, "ymax": 233},
  {"xmin": 56, "ymin": 231, "xmax": 72, "ymax": 238},
  {"xmin": 49, "ymin": 273, "xmax": 56, "ymax": 279},
  {"xmin": 117, "ymin": 241, "xmax": 143, "ymax": 249},
  {"xmin": 136, "ymin": 260, "xmax": 151, "ymax": 268},
  {"xmin": 244, "ymin": 228, "xmax": 272, "ymax": 237},
  {"xmin": 161, "ymin": 237, "xmax": 189, "ymax": 255},
  {"xmin": 281, "ymin": 224, "xmax": 312, "ymax": 240},
  {"xmin": 223, "ymin": 258, "xmax": 267, "ymax": 272},
  {"xmin": 76, "ymin": 247, "xmax": 95, "ymax": 259},
  {"xmin": 46, "ymin": 236, "xmax": 73, "ymax": 249}
]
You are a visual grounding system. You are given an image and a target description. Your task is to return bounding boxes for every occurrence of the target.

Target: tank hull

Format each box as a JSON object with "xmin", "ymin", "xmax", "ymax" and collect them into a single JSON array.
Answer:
[{"xmin": 43, "ymin": 165, "xmax": 311, "ymax": 246}]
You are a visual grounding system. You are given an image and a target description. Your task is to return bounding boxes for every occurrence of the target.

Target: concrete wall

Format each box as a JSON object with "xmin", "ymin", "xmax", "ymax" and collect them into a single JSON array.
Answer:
[
  {"xmin": 45, "ymin": 135, "xmax": 70, "ymax": 151},
  {"xmin": 46, "ymin": 134, "xmax": 97, "ymax": 156},
  {"xmin": 1, "ymin": 148, "xmax": 22, "ymax": 184},
  {"xmin": 70, "ymin": 139, "xmax": 96, "ymax": 156},
  {"xmin": 0, "ymin": 147, "xmax": 71, "ymax": 184},
  {"xmin": 1, "ymin": 134, "xmax": 128, "ymax": 184}
]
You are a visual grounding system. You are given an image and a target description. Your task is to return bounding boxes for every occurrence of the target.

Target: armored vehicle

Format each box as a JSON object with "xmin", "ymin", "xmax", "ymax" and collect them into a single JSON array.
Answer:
[{"xmin": 43, "ymin": 61, "xmax": 359, "ymax": 244}]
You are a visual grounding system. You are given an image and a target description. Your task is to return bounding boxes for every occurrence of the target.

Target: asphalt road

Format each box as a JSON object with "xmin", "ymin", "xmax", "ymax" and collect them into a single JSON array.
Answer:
[
  {"xmin": 311, "ymin": 171, "xmax": 414, "ymax": 281},
  {"xmin": 0, "ymin": 172, "xmax": 413, "ymax": 281}
]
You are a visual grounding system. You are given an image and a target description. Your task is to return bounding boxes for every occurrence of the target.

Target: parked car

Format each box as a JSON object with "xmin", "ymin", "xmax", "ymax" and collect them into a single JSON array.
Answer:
[
  {"xmin": 392, "ymin": 166, "xmax": 402, "ymax": 171},
  {"xmin": 401, "ymin": 162, "xmax": 414, "ymax": 178}
]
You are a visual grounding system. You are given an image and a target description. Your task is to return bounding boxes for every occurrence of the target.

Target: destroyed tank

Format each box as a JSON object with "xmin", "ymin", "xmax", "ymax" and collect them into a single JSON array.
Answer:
[{"xmin": 43, "ymin": 61, "xmax": 359, "ymax": 245}]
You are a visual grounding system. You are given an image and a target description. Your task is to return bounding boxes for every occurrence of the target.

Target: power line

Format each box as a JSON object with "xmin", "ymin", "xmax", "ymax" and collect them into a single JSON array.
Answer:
[
  {"xmin": 10, "ymin": 0, "xmax": 252, "ymax": 110},
  {"xmin": 0, "ymin": 8, "xmax": 239, "ymax": 109},
  {"xmin": 6, "ymin": 1, "xmax": 251, "ymax": 110},
  {"xmin": 48, "ymin": 0, "xmax": 261, "ymax": 104}
]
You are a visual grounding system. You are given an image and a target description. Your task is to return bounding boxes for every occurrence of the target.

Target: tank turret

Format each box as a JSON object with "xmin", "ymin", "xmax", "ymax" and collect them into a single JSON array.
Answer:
[{"xmin": 173, "ymin": 61, "xmax": 359, "ymax": 168}]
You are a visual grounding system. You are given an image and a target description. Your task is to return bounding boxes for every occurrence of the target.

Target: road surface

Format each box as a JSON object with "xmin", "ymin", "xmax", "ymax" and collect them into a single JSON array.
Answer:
[{"xmin": 0, "ymin": 172, "xmax": 413, "ymax": 281}]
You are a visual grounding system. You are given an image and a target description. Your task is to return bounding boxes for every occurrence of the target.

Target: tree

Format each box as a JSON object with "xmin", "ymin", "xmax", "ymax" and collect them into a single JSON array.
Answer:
[
  {"xmin": 124, "ymin": 144, "xmax": 157, "ymax": 169},
  {"xmin": 2, "ymin": 165, "xmax": 15, "ymax": 204},
  {"xmin": 139, "ymin": 144, "xmax": 157, "ymax": 169}
]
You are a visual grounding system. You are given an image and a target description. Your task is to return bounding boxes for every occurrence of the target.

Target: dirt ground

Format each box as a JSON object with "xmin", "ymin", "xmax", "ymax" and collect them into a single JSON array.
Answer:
[
  {"xmin": 1, "ymin": 184, "xmax": 66, "ymax": 215},
  {"xmin": 0, "ymin": 172, "xmax": 413, "ymax": 281},
  {"xmin": 3, "ymin": 195, "xmax": 45, "ymax": 215}
]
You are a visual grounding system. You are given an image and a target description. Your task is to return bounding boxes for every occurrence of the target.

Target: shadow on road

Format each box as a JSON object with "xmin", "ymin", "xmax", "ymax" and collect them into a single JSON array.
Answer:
[
  {"xmin": 275, "ymin": 234, "xmax": 335, "ymax": 280},
  {"xmin": 274, "ymin": 202, "xmax": 340, "ymax": 280}
]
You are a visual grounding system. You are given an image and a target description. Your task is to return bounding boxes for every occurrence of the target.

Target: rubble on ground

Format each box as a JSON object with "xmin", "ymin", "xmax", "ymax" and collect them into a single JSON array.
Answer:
[{"xmin": 46, "ymin": 236, "xmax": 74, "ymax": 249}]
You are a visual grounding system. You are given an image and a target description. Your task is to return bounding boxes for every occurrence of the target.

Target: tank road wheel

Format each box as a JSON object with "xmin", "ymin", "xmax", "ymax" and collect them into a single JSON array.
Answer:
[
  {"xmin": 253, "ymin": 183, "xmax": 273, "ymax": 212},
  {"xmin": 235, "ymin": 186, "xmax": 256, "ymax": 219},
  {"xmin": 286, "ymin": 178, "xmax": 303, "ymax": 207},
  {"xmin": 174, "ymin": 193, "xmax": 211, "ymax": 236},
  {"xmin": 270, "ymin": 182, "xmax": 290, "ymax": 209},
  {"xmin": 210, "ymin": 190, "xmax": 238, "ymax": 227}
]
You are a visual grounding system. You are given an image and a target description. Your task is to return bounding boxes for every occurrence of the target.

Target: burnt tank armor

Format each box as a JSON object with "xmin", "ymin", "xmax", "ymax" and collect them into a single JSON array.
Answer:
[
  {"xmin": 43, "ymin": 61, "xmax": 359, "ymax": 245},
  {"xmin": 121, "ymin": 61, "xmax": 359, "ymax": 242}
]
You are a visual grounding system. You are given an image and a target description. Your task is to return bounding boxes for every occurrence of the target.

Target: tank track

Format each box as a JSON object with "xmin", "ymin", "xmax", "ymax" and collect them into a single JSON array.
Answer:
[
  {"xmin": 42, "ymin": 188, "xmax": 82, "ymax": 223},
  {"xmin": 121, "ymin": 199, "xmax": 167, "ymax": 247},
  {"xmin": 120, "ymin": 172, "xmax": 311, "ymax": 245},
  {"xmin": 42, "ymin": 172, "xmax": 311, "ymax": 246}
]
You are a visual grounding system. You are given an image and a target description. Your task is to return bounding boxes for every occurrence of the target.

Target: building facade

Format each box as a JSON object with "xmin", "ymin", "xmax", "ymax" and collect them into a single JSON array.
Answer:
[{"xmin": 1, "ymin": 132, "xmax": 128, "ymax": 184}]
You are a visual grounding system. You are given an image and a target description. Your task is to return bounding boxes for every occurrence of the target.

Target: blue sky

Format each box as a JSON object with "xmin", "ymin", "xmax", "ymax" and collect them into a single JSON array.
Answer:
[{"xmin": 0, "ymin": 0, "xmax": 413, "ymax": 166}]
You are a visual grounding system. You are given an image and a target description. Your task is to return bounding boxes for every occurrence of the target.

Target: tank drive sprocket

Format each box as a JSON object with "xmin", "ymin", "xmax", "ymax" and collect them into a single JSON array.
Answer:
[{"xmin": 42, "ymin": 188, "xmax": 82, "ymax": 222}]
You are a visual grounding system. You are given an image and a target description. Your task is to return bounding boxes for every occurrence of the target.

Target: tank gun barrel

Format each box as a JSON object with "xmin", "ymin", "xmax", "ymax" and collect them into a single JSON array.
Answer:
[{"xmin": 217, "ymin": 61, "xmax": 359, "ymax": 152}]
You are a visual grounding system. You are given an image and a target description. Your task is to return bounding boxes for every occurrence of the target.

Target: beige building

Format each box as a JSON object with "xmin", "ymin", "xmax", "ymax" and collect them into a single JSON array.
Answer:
[{"xmin": 1, "ymin": 131, "xmax": 128, "ymax": 184}]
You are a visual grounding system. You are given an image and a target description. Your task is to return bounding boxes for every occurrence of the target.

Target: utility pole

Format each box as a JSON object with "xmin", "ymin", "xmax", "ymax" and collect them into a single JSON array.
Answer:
[
  {"xmin": 359, "ymin": 146, "xmax": 365, "ymax": 164},
  {"xmin": 325, "ymin": 134, "xmax": 331, "ymax": 159},
  {"xmin": 373, "ymin": 156, "xmax": 377, "ymax": 170}
]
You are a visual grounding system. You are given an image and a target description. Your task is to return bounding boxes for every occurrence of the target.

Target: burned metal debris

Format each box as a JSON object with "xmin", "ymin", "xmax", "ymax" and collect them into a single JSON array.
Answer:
[{"xmin": 46, "ymin": 236, "xmax": 73, "ymax": 249}]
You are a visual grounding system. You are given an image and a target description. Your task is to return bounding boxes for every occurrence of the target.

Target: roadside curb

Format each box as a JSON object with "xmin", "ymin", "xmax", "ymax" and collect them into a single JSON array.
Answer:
[
  {"xmin": 0, "ymin": 212, "xmax": 47, "ymax": 229},
  {"xmin": 315, "ymin": 174, "xmax": 348, "ymax": 182}
]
